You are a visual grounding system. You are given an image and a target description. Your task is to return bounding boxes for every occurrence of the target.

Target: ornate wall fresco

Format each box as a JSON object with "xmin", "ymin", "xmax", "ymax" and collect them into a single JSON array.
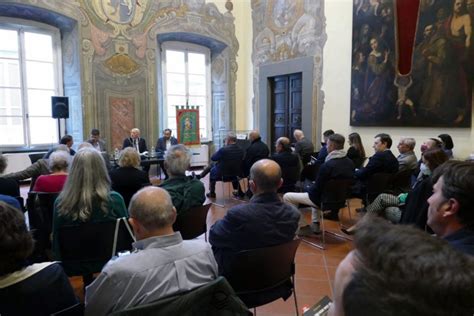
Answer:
[
  {"xmin": 252, "ymin": 0, "xmax": 327, "ymax": 143},
  {"xmin": 0, "ymin": 0, "xmax": 238, "ymax": 150},
  {"xmin": 351, "ymin": 0, "xmax": 473, "ymax": 127}
]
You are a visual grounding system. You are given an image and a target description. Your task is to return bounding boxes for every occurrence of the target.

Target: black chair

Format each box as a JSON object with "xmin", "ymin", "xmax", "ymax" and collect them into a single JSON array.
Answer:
[
  {"xmin": 26, "ymin": 192, "xmax": 59, "ymax": 261},
  {"xmin": 388, "ymin": 168, "xmax": 413, "ymax": 195},
  {"xmin": 364, "ymin": 173, "xmax": 393, "ymax": 205},
  {"xmin": 112, "ymin": 276, "xmax": 251, "ymax": 316},
  {"xmin": 213, "ymin": 159, "xmax": 244, "ymax": 207},
  {"xmin": 28, "ymin": 152, "xmax": 47, "ymax": 164},
  {"xmin": 300, "ymin": 161, "xmax": 320, "ymax": 182},
  {"xmin": 302, "ymin": 179, "xmax": 354, "ymax": 250},
  {"xmin": 279, "ymin": 164, "xmax": 301, "ymax": 193},
  {"xmin": 57, "ymin": 218, "xmax": 135, "ymax": 282},
  {"xmin": 15, "ymin": 196, "xmax": 26, "ymax": 212},
  {"xmin": 51, "ymin": 303, "xmax": 84, "ymax": 316},
  {"xmin": 225, "ymin": 238, "xmax": 301, "ymax": 315},
  {"xmin": 173, "ymin": 204, "xmax": 211, "ymax": 241}
]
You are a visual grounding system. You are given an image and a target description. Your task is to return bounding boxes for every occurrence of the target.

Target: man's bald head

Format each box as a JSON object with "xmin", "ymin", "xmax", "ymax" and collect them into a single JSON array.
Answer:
[
  {"xmin": 249, "ymin": 130, "xmax": 260, "ymax": 142},
  {"xmin": 129, "ymin": 187, "xmax": 176, "ymax": 231},
  {"xmin": 249, "ymin": 159, "xmax": 282, "ymax": 194}
]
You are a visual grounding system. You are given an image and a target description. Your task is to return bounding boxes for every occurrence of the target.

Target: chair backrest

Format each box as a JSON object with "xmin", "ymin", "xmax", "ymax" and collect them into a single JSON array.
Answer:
[
  {"xmin": 219, "ymin": 159, "xmax": 243, "ymax": 180},
  {"xmin": 321, "ymin": 179, "xmax": 353, "ymax": 211},
  {"xmin": 173, "ymin": 204, "xmax": 211, "ymax": 240},
  {"xmin": 226, "ymin": 238, "xmax": 301, "ymax": 294},
  {"xmin": 28, "ymin": 152, "xmax": 47, "ymax": 164},
  {"xmin": 112, "ymin": 276, "xmax": 251, "ymax": 316},
  {"xmin": 58, "ymin": 218, "xmax": 134, "ymax": 264},
  {"xmin": 365, "ymin": 173, "xmax": 393, "ymax": 203},
  {"xmin": 281, "ymin": 164, "xmax": 300, "ymax": 186},
  {"xmin": 390, "ymin": 168, "xmax": 413, "ymax": 193}
]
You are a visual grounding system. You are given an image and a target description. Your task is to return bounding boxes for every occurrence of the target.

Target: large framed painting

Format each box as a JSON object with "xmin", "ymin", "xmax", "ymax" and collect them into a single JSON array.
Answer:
[{"xmin": 351, "ymin": 0, "xmax": 473, "ymax": 127}]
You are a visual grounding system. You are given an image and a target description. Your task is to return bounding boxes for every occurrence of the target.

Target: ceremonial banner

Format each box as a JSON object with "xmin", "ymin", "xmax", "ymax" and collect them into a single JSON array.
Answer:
[
  {"xmin": 351, "ymin": 0, "xmax": 473, "ymax": 127},
  {"xmin": 176, "ymin": 106, "xmax": 200, "ymax": 145}
]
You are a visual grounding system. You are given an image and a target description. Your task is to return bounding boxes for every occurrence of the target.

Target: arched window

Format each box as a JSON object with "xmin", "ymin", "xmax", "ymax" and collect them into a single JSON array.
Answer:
[
  {"xmin": 0, "ymin": 18, "xmax": 62, "ymax": 147},
  {"xmin": 161, "ymin": 42, "xmax": 211, "ymax": 140}
]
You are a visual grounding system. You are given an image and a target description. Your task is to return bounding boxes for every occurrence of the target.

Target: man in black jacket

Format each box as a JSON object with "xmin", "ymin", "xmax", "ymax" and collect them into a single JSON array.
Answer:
[
  {"xmin": 355, "ymin": 133, "xmax": 398, "ymax": 181},
  {"xmin": 283, "ymin": 134, "xmax": 354, "ymax": 234},
  {"xmin": 242, "ymin": 130, "xmax": 269, "ymax": 177},
  {"xmin": 271, "ymin": 137, "xmax": 301, "ymax": 193}
]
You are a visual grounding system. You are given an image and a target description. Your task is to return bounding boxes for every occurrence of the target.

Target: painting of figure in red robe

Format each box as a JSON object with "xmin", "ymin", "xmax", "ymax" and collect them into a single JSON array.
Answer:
[{"xmin": 351, "ymin": 0, "xmax": 473, "ymax": 127}]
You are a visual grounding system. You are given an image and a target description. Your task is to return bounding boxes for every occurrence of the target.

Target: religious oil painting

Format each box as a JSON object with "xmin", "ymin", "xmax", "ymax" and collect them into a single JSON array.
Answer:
[{"xmin": 351, "ymin": 0, "xmax": 473, "ymax": 127}]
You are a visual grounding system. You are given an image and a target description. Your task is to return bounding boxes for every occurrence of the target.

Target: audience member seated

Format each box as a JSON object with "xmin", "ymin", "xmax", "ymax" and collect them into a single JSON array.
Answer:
[
  {"xmin": 414, "ymin": 137, "xmax": 442, "ymax": 179},
  {"xmin": 85, "ymin": 187, "xmax": 218, "ymax": 315},
  {"xmin": 328, "ymin": 216, "xmax": 474, "ymax": 316},
  {"xmin": 3, "ymin": 145, "xmax": 69, "ymax": 190},
  {"xmin": 242, "ymin": 130, "xmax": 269, "ymax": 177},
  {"xmin": 427, "ymin": 160, "xmax": 474, "ymax": 256},
  {"xmin": 52, "ymin": 148, "xmax": 128, "ymax": 276},
  {"xmin": 0, "ymin": 154, "xmax": 20, "ymax": 198},
  {"xmin": 109, "ymin": 147, "xmax": 150, "ymax": 207},
  {"xmin": 438, "ymin": 133, "xmax": 454, "ymax": 159},
  {"xmin": 156, "ymin": 128, "xmax": 178, "ymax": 180},
  {"xmin": 271, "ymin": 137, "xmax": 301, "ymax": 193},
  {"xmin": 159, "ymin": 144, "xmax": 205, "ymax": 215},
  {"xmin": 87, "ymin": 128, "xmax": 106, "ymax": 152},
  {"xmin": 396, "ymin": 137, "xmax": 417, "ymax": 172},
  {"xmin": 0, "ymin": 202, "xmax": 78, "ymax": 315},
  {"xmin": 293, "ymin": 129, "xmax": 315, "ymax": 163},
  {"xmin": 33, "ymin": 151, "xmax": 70, "ymax": 193},
  {"xmin": 45, "ymin": 134, "xmax": 76, "ymax": 158},
  {"xmin": 313, "ymin": 129, "xmax": 335, "ymax": 164},
  {"xmin": 346, "ymin": 132, "xmax": 366, "ymax": 168},
  {"xmin": 199, "ymin": 132, "xmax": 245, "ymax": 198},
  {"xmin": 354, "ymin": 133, "xmax": 398, "ymax": 181},
  {"xmin": 342, "ymin": 148, "xmax": 448, "ymax": 234},
  {"xmin": 0, "ymin": 194, "xmax": 21, "ymax": 210},
  {"xmin": 209, "ymin": 159, "xmax": 299, "ymax": 302},
  {"xmin": 283, "ymin": 134, "xmax": 354, "ymax": 234},
  {"xmin": 79, "ymin": 142, "xmax": 113, "ymax": 171}
]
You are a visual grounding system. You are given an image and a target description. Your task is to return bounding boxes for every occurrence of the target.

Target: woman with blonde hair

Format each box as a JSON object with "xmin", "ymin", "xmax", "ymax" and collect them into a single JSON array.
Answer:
[
  {"xmin": 109, "ymin": 147, "xmax": 150, "ymax": 207},
  {"xmin": 52, "ymin": 148, "xmax": 127, "ymax": 276}
]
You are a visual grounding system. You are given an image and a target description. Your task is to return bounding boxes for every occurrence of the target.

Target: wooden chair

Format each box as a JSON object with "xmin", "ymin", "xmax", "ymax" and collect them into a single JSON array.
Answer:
[
  {"xmin": 173, "ymin": 204, "xmax": 211, "ymax": 241},
  {"xmin": 225, "ymin": 238, "xmax": 301, "ymax": 315}
]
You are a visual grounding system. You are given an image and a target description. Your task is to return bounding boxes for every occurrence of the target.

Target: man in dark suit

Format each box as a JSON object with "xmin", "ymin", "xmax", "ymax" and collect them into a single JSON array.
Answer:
[
  {"xmin": 123, "ymin": 128, "xmax": 149, "ymax": 173},
  {"xmin": 355, "ymin": 133, "xmax": 398, "ymax": 181},
  {"xmin": 271, "ymin": 137, "xmax": 301, "ymax": 193},
  {"xmin": 242, "ymin": 130, "xmax": 269, "ymax": 177},
  {"xmin": 199, "ymin": 132, "xmax": 244, "ymax": 198},
  {"xmin": 293, "ymin": 129, "xmax": 314, "ymax": 163},
  {"xmin": 123, "ymin": 128, "xmax": 147, "ymax": 153},
  {"xmin": 155, "ymin": 128, "xmax": 179, "ymax": 180}
]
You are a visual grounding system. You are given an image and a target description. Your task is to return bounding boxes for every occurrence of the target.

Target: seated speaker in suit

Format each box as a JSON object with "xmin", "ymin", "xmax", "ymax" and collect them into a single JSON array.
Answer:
[
  {"xmin": 155, "ymin": 128, "xmax": 178, "ymax": 180},
  {"xmin": 87, "ymin": 128, "xmax": 107, "ymax": 152},
  {"xmin": 123, "ymin": 128, "xmax": 149, "ymax": 173}
]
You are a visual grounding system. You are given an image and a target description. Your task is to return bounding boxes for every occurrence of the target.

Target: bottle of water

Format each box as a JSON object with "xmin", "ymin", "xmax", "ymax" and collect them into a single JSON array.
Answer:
[
  {"xmin": 150, "ymin": 146, "xmax": 155, "ymax": 158},
  {"xmin": 114, "ymin": 148, "xmax": 119, "ymax": 160}
]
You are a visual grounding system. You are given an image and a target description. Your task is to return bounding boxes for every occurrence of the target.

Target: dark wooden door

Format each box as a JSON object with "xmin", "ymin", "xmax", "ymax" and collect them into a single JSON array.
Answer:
[{"xmin": 270, "ymin": 73, "xmax": 302, "ymax": 151}]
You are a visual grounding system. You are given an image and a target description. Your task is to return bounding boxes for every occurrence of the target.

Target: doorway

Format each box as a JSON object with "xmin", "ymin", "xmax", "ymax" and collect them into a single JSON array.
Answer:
[{"xmin": 269, "ymin": 73, "xmax": 302, "ymax": 150}]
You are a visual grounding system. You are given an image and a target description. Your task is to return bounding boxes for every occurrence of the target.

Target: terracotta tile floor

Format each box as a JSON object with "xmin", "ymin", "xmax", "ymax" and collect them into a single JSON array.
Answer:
[{"xmin": 22, "ymin": 170, "xmax": 363, "ymax": 315}]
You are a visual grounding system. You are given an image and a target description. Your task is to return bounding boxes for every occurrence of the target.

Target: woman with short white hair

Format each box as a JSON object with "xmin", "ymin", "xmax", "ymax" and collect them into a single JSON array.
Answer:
[{"xmin": 33, "ymin": 151, "xmax": 70, "ymax": 192}]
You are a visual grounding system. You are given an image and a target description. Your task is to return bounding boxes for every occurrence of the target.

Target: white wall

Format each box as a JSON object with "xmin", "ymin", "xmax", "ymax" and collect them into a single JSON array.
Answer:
[{"xmin": 322, "ymin": 0, "xmax": 474, "ymax": 160}]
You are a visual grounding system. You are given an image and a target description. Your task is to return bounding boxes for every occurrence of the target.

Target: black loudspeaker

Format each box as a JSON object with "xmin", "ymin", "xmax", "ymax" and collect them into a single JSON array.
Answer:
[{"xmin": 51, "ymin": 96, "xmax": 69, "ymax": 119}]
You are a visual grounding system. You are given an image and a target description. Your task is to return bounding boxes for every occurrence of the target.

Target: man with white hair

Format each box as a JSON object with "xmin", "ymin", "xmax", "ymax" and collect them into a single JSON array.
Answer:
[
  {"xmin": 293, "ymin": 129, "xmax": 315, "ymax": 161},
  {"xmin": 160, "ymin": 144, "xmax": 205, "ymax": 215},
  {"xmin": 396, "ymin": 137, "xmax": 417, "ymax": 172},
  {"xmin": 123, "ymin": 128, "xmax": 147, "ymax": 154},
  {"xmin": 85, "ymin": 187, "xmax": 218, "ymax": 315}
]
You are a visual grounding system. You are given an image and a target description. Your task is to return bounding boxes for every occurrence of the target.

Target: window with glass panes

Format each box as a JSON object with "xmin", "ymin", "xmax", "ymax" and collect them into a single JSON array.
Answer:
[
  {"xmin": 162, "ymin": 42, "xmax": 211, "ymax": 140},
  {"xmin": 0, "ymin": 21, "xmax": 61, "ymax": 147}
]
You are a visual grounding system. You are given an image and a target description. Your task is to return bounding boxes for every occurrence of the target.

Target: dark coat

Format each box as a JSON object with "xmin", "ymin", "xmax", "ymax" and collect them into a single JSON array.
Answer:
[
  {"xmin": 109, "ymin": 167, "xmax": 150, "ymax": 207},
  {"xmin": 156, "ymin": 136, "xmax": 178, "ymax": 153},
  {"xmin": 210, "ymin": 144, "xmax": 244, "ymax": 180},
  {"xmin": 355, "ymin": 150, "xmax": 398, "ymax": 181},
  {"xmin": 242, "ymin": 137, "xmax": 269, "ymax": 176},
  {"xmin": 271, "ymin": 151, "xmax": 300, "ymax": 192},
  {"xmin": 307, "ymin": 156, "xmax": 355, "ymax": 206},
  {"xmin": 399, "ymin": 175, "xmax": 433, "ymax": 230},
  {"xmin": 347, "ymin": 146, "xmax": 365, "ymax": 168},
  {"xmin": 123, "ymin": 138, "xmax": 147, "ymax": 153},
  {"xmin": 0, "ymin": 177, "xmax": 20, "ymax": 197}
]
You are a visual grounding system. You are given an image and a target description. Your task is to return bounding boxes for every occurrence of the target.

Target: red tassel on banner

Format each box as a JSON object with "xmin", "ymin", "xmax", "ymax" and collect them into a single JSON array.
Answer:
[{"xmin": 395, "ymin": 0, "xmax": 420, "ymax": 75}]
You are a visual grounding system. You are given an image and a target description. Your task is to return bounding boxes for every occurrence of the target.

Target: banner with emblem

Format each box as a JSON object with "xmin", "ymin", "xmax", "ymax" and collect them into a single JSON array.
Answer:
[{"xmin": 176, "ymin": 106, "xmax": 200, "ymax": 145}]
